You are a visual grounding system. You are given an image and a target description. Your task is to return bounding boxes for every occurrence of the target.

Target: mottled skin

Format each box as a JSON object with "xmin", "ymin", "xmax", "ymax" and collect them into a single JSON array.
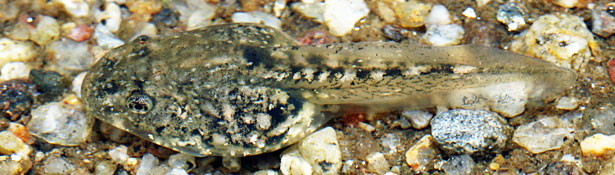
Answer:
[{"xmin": 82, "ymin": 23, "xmax": 576, "ymax": 157}]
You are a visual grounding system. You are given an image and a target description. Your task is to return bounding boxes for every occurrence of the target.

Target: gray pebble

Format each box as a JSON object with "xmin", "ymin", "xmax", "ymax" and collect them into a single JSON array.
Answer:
[{"xmin": 430, "ymin": 109, "xmax": 511, "ymax": 155}]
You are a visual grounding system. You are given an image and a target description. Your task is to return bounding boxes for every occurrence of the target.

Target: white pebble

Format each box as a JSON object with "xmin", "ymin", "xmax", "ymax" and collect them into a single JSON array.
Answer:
[
  {"xmin": 422, "ymin": 24, "xmax": 464, "ymax": 46},
  {"xmin": 425, "ymin": 4, "xmax": 452, "ymax": 26},
  {"xmin": 291, "ymin": 1, "xmax": 325, "ymax": 23},
  {"xmin": 401, "ymin": 110, "xmax": 433, "ymax": 129},
  {"xmin": 580, "ymin": 133, "xmax": 615, "ymax": 157},
  {"xmin": 366, "ymin": 152, "xmax": 390, "ymax": 175},
  {"xmin": 43, "ymin": 156, "xmax": 75, "ymax": 174},
  {"xmin": 27, "ymin": 102, "xmax": 94, "ymax": 146},
  {"xmin": 30, "ymin": 16, "xmax": 60, "ymax": 45},
  {"xmin": 462, "ymin": 7, "xmax": 477, "ymax": 19},
  {"xmin": 281, "ymin": 151, "xmax": 313, "ymax": 175},
  {"xmin": 186, "ymin": 6, "xmax": 215, "ymax": 31},
  {"xmin": 47, "ymin": 39, "xmax": 95, "ymax": 73},
  {"xmin": 232, "ymin": 12, "xmax": 282, "ymax": 29},
  {"xmin": 0, "ymin": 38, "xmax": 37, "ymax": 68},
  {"xmin": 136, "ymin": 154, "xmax": 160, "ymax": 175},
  {"xmin": 94, "ymin": 24, "xmax": 125, "ymax": 49},
  {"xmin": 108, "ymin": 145, "xmax": 138, "ymax": 166},
  {"xmin": 513, "ymin": 117, "xmax": 574, "ymax": 154},
  {"xmin": 405, "ymin": 135, "xmax": 437, "ymax": 172},
  {"xmin": 58, "ymin": 0, "xmax": 90, "ymax": 17},
  {"xmin": 556, "ymin": 96, "xmax": 580, "ymax": 110},
  {"xmin": 323, "ymin": 0, "xmax": 369, "ymax": 36},
  {"xmin": 298, "ymin": 127, "xmax": 342, "ymax": 175},
  {"xmin": 0, "ymin": 62, "xmax": 30, "ymax": 81},
  {"xmin": 94, "ymin": 2, "xmax": 122, "ymax": 32}
]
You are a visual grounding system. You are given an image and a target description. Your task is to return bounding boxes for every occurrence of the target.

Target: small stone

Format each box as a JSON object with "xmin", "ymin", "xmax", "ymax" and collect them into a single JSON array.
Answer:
[
  {"xmin": 442, "ymin": 155, "xmax": 475, "ymax": 175},
  {"xmin": 545, "ymin": 0, "xmax": 590, "ymax": 8},
  {"xmin": 232, "ymin": 11, "xmax": 282, "ymax": 29},
  {"xmin": 366, "ymin": 152, "xmax": 390, "ymax": 175},
  {"xmin": 254, "ymin": 170, "xmax": 279, "ymax": 175},
  {"xmin": 94, "ymin": 161, "xmax": 117, "ymax": 175},
  {"xmin": 405, "ymin": 135, "xmax": 438, "ymax": 172},
  {"xmin": 462, "ymin": 8, "xmax": 477, "ymax": 19},
  {"xmin": 298, "ymin": 127, "xmax": 342, "ymax": 175},
  {"xmin": 401, "ymin": 110, "xmax": 433, "ymax": 129},
  {"xmin": 510, "ymin": 13, "xmax": 600, "ymax": 71},
  {"xmin": 398, "ymin": 117, "xmax": 411, "ymax": 129},
  {"xmin": 425, "ymin": 4, "xmax": 452, "ymax": 26},
  {"xmin": 94, "ymin": 2, "xmax": 122, "ymax": 33},
  {"xmin": 168, "ymin": 154, "xmax": 195, "ymax": 172},
  {"xmin": 430, "ymin": 109, "xmax": 511, "ymax": 155},
  {"xmin": 30, "ymin": 15, "xmax": 60, "ymax": 45},
  {"xmin": 42, "ymin": 155, "xmax": 75, "ymax": 174},
  {"xmin": 0, "ymin": 62, "xmax": 30, "ymax": 81},
  {"xmin": 422, "ymin": 24, "xmax": 464, "ymax": 46},
  {"xmin": 109, "ymin": 145, "xmax": 139, "ymax": 166},
  {"xmin": 580, "ymin": 133, "xmax": 615, "ymax": 157},
  {"xmin": 280, "ymin": 149, "xmax": 313, "ymax": 175},
  {"xmin": 93, "ymin": 24, "xmax": 125, "ymax": 49},
  {"xmin": 0, "ymin": 131, "xmax": 32, "ymax": 156},
  {"xmin": 556, "ymin": 96, "xmax": 579, "ymax": 110},
  {"xmin": 273, "ymin": 0, "xmax": 287, "ymax": 17},
  {"xmin": 0, "ymin": 154, "xmax": 32, "ymax": 175},
  {"xmin": 513, "ymin": 116, "xmax": 574, "ymax": 154},
  {"xmin": 476, "ymin": 0, "xmax": 492, "ymax": 7},
  {"xmin": 585, "ymin": 109, "xmax": 615, "ymax": 135},
  {"xmin": 58, "ymin": 0, "xmax": 90, "ymax": 17},
  {"xmin": 0, "ymin": 38, "xmax": 37, "ymax": 68},
  {"xmin": 186, "ymin": 5, "xmax": 215, "ymax": 31},
  {"xmin": 29, "ymin": 70, "xmax": 68, "ymax": 102},
  {"xmin": 393, "ymin": 0, "xmax": 432, "ymax": 28},
  {"xmin": 592, "ymin": 3, "xmax": 615, "ymax": 37},
  {"xmin": 496, "ymin": 2, "xmax": 528, "ymax": 31},
  {"xmin": 0, "ymin": 79, "xmax": 34, "ymax": 121},
  {"xmin": 376, "ymin": 1, "xmax": 396, "ymax": 23},
  {"xmin": 323, "ymin": 0, "xmax": 369, "ymax": 36},
  {"xmin": 27, "ymin": 101, "xmax": 94, "ymax": 146},
  {"xmin": 65, "ymin": 24, "xmax": 94, "ymax": 42},
  {"xmin": 291, "ymin": 1, "xmax": 325, "ymax": 23},
  {"xmin": 136, "ymin": 153, "xmax": 160, "ymax": 175},
  {"xmin": 8, "ymin": 122, "xmax": 34, "ymax": 145},
  {"xmin": 46, "ymin": 39, "xmax": 95, "ymax": 73},
  {"xmin": 381, "ymin": 133, "xmax": 400, "ymax": 153}
]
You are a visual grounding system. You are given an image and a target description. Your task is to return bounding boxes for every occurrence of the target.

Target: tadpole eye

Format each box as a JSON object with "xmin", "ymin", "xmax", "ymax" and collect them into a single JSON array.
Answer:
[{"xmin": 126, "ymin": 92, "xmax": 153, "ymax": 114}]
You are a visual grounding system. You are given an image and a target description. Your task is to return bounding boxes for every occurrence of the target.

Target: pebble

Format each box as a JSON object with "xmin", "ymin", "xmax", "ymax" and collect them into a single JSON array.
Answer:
[
  {"xmin": 184, "ymin": 4, "xmax": 215, "ymax": 31},
  {"xmin": 591, "ymin": 3, "xmax": 615, "ymax": 37},
  {"xmin": 366, "ymin": 152, "xmax": 390, "ymax": 174},
  {"xmin": 580, "ymin": 133, "xmax": 615, "ymax": 157},
  {"xmin": 462, "ymin": 7, "xmax": 477, "ymax": 19},
  {"xmin": 0, "ymin": 38, "xmax": 37, "ymax": 68},
  {"xmin": 30, "ymin": 15, "xmax": 60, "ymax": 45},
  {"xmin": 232, "ymin": 11, "xmax": 282, "ymax": 29},
  {"xmin": 94, "ymin": 2, "xmax": 122, "ymax": 33},
  {"xmin": 496, "ymin": 2, "xmax": 528, "ymax": 31},
  {"xmin": 476, "ymin": 0, "xmax": 491, "ymax": 7},
  {"xmin": 405, "ymin": 135, "xmax": 438, "ymax": 172},
  {"xmin": 401, "ymin": 110, "xmax": 433, "ymax": 129},
  {"xmin": 545, "ymin": 0, "xmax": 589, "ymax": 8},
  {"xmin": 63, "ymin": 23, "xmax": 94, "ymax": 42},
  {"xmin": 58, "ymin": 0, "xmax": 90, "ymax": 17},
  {"xmin": 42, "ymin": 156, "xmax": 75, "ymax": 174},
  {"xmin": 0, "ymin": 79, "xmax": 34, "ymax": 121},
  {"xmin": 0, "ymin": 62, "xmax": 30, "ymax": 81},
  {"xmin": 29, "ymin": 70, "xmax": 68, "ymax": 102},
  {"xmin": 109, "ymin": 145, "xmax": 139, "ymax": 166},
  {"xmin": 585, "ymin": 109, "xmax": 615, "ymax": 135},
  {"xmin": 0, "ymin": 130, "xmax": 32, "ymax": 157},
  {"xmin": 555, "ymin": 96, "xmax": 580, "ymax": 110},
  {"xmin": 94, "ymin": 161, "xmax": 117, "ymax": 175},
  {"xmin": 392, "ymin": 0, "xmax": 432, "ymax": 28},
  {"xmin": 281, "ymin": 127, "xmax": 341, "ymax": 175},
  {"xmin": 26, "ymin": 101, "xmax": 94, "ymax": 146},
  {"xmin": 291, "ymin": 1, "xmax": 325, "ymax": 23},
  {"xmin": 442, "ymin": 154, "xmax": 475, "ymax": 175},
  {"xmin": 280, "ymin": 150, "xmax": 313, "ymax": 175},
  {"xmin": 430, "ymin": 109, "xmax": 511, "ymax": 155},
  {"xmin": 93, "ymin": 24, "xmax": 125, "ymax": 49},
  {"xmin": 422, "ymin": 5, "xmax": 464, "ymax": 46},
  {"xmin": 46, "ymin": 39, "xmax": 95, "ymax": 73},
  {"xmin": 510, "ymin": 13, "xmax": 600, "ymax": 71},
  {"xmin": 380, "ymin": 133, "xmax": 400, "ymax": 154},
  {"xmin": 0, "ymin": 154, "xmax": 32, "ymax": 175},
  {"xmin": 8, "ymin": 122, "xmax": 34, "ymax": 145},
  {"xmin": 136, "ymin": 153, "xmax": 160, "ymax": 175},
  {"xmin": 512, "ymin": 116, "xmax": 574, "ymax": 154},
  {"xmin": 323, "ymin": 0, "xmax": 369, "ymax": 36},
  {"xmin": 168, "ymin": 154, "xmax": 195, "ymax": 172}
]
